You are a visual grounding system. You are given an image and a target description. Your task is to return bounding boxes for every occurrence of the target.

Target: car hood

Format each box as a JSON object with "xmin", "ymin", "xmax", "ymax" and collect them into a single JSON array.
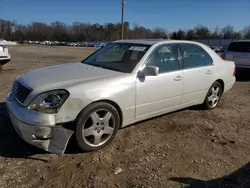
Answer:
[{"xmin": 17, "ymin": 63, "xmax": 124, "ymax": 90}]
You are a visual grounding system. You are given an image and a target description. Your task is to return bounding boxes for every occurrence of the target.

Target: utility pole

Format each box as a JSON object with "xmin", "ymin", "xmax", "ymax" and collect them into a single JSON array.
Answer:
[{"xmin": 121, "ymin": 0, "xmax": 125, "ymax": 40}]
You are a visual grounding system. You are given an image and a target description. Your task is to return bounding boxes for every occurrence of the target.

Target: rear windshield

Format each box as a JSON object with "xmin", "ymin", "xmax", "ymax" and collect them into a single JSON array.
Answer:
[{"xmin": 227, "ymin": 42, "xmax": 250, "ymax": 52}]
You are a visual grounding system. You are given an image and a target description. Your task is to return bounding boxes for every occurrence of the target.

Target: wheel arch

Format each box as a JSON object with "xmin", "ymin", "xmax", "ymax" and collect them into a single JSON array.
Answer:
[
  {"xmin": 75, "ymin": 99, "xmax": 123, "ymax": 128},
  {"xmin": 215, "ymin": 79, "xmax": 225, "ymax": 93},
  {"xmin": 201, "ymin": 79, "xmax": 225, "ymax": 105}
]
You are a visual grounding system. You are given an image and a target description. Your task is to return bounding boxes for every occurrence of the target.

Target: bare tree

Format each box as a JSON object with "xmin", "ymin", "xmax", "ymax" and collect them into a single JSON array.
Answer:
[
  {"xmin": 176, "ymin": 29, "xmax": 185, "ymax": 40},
  {"xmin": 0, "ymin": 18, "xmax": 249, "ymax": 42},
  {"xmin": 185, "ymin": 29, "xmax": 196, "ymax": 40},
  {"xmin": 221, "ymin": 25, "xmax": 235, "ymax": 39},
  {"xmin": 243, "ymin": 25, "xmax": 250, "ymax": 39},
  {"xmin": 195, "ymin": 25, "xmax": 210, "ymax": 39}
]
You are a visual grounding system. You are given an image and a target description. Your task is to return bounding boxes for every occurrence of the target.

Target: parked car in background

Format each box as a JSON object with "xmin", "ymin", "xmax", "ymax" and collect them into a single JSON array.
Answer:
[
  {"xmin": 88, "ymin": 43, "xmax": 95, "ymax": 47},
  {"xmin": 223, "ymin": 40, "xmax": 250, "ymax": 68},
  {"xmin": 218, "ymin": 46, "xmax": 226, "ymax": 53},
  {"xmin": 82, "ymin": 42, "xmax": 89, "ymax": 47},
  {"xmin": 24, "ymin": 40, "xmax": 109, "ymax": 49},
  {"xmin": 209, "ymin": 45, "xmax": 216, "ymax": 51},
  {"xmin": 7, "ymin": 39, "xmax": 236, "ymax": 155},
  {"xmin": 100, "ymin": 43, "xmax": 107, "ymax": 48},
  {"xmin": 0, "ymin": 44, "xmax": 11, "ymax": 72},
  {"xmin": 209, "ymin": 45, "xmax": 226, "ymax": 53}
]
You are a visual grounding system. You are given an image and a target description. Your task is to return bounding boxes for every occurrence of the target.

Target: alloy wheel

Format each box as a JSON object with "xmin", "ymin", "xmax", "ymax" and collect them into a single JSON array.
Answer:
[
  {"xmin": 207, "ymin": 86, "xmax": 220, "ymax": 108},
  {"xmin": 82, "ymin": 109, "xmax": 115, "ymax": 147}
]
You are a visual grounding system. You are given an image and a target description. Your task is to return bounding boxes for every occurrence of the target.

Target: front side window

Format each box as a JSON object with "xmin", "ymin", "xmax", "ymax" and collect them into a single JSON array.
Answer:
[
  {"xmin": 179, "ymin": 43, "xmax": 213, "ymax": 69},
  {"xmin": 82, "ymin": 43, "xmax": 151, "ymax": 73},
  {"xmin": 146, "ymin": 44, "xmax": 179, "ymax": 73}
]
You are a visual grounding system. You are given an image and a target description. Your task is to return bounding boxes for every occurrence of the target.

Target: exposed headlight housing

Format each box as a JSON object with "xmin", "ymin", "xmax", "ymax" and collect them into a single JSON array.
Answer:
[
  {"xmin": 0, "ymin": 45, "xmax": 7, "ymax": 52},
  {"xmin": 28, "ymin": 90, "xmax": 69, "ymax": 114}
]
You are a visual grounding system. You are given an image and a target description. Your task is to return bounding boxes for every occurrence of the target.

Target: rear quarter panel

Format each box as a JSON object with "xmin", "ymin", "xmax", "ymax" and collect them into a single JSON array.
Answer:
[
  {"xmin": 202, "ymin": 43, "xmax": 236, "ymax": 93},
  {"xmin": 214, "ymin": 59, "xmax": 236, "ymax": 93}
]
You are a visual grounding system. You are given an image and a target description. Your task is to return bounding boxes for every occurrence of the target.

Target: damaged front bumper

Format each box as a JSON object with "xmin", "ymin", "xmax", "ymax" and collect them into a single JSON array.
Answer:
[{"xmin": 6, "ymin": 92, "xmax": 74, "ymax": 155}]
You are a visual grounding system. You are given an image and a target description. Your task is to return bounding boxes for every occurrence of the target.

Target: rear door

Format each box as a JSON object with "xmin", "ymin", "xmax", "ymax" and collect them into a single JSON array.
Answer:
[
  {"xmin": 179, "ymin": 43, "xmax": 215, "ymax": 108},
  {"xmin": 225, "ymin": 41, "xmax": 250, "ymax": 68}
]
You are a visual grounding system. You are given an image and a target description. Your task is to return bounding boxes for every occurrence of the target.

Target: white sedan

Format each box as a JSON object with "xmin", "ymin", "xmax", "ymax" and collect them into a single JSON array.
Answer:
[
  {"xmin": 0, "ymin": 44, "xmax": 11, "ymax": 72},
  {"xmin": 6, "ymin": 39, "xmax": 236, "ymax": 154}
]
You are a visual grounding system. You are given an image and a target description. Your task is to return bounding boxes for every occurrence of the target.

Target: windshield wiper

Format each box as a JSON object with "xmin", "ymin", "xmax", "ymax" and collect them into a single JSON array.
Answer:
[{"xmin": 82, "ymin": 62, "xmax": 127, "ymax": 73}]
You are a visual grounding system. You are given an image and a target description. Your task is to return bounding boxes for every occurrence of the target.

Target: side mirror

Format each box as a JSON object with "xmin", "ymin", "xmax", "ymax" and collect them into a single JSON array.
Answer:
[{"xmin": 139, "ymin": 66, "xmax": 159, "ymax": 77}]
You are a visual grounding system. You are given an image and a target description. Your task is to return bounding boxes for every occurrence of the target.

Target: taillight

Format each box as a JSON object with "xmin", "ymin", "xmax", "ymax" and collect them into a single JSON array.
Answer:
[
  {"xmin": 233, "ymin": 68, "xmax": 236, "ymax": 76},
  {"xmin": 221, "ymin": 53, "xmax": 226, "ymax": 59}
]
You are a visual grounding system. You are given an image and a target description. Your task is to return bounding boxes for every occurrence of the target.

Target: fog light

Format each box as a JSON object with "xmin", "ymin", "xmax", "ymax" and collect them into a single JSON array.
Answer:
[{"xmin": 32, "ymin": 134, "xmax": 53, "ymax": 140}]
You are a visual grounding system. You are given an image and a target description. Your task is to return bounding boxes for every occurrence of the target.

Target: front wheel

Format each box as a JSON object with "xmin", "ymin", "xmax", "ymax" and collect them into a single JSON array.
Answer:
[
  {"xmin": 75, "ymin": 102, "xmax": 120, "ymax": 152},
  {"xmin": 203, "ymin": 81, "xmax": 223, "ymax": 110}
]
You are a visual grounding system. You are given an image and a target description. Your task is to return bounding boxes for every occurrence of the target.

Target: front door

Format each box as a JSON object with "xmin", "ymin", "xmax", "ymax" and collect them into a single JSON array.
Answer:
[{"xmin": 136, "ymin": 44, "xmax": 183, "ymax": 119}]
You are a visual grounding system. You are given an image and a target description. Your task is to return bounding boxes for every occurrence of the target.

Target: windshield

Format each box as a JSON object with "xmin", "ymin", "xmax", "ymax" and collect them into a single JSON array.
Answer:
[
  {"xmin": 227, "ymin": 42, "xmax": 250, "ymax": 53},
  {"xmin": 82, "ymin": 42, "xmax": 151, "ymax": 73}
]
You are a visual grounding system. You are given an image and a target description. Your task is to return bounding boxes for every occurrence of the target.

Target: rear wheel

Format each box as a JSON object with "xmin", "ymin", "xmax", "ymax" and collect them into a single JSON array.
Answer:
[
  {"xmin": 76, "ymin": 102, "xmax": 120, "ymax": 152},
  {"xmin": 203, "ymin": 81, "xmax": 223, "ymax": 110}
]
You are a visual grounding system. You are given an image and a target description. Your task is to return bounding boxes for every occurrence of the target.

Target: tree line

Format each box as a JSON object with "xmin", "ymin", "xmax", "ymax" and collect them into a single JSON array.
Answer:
[{"xmin": 0, "ymin": 19, "xmax": 250, "ymax": 42}]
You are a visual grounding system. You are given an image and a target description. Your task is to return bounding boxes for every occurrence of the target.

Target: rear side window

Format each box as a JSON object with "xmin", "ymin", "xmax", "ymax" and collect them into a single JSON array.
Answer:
[
  {"xmin": 227, "ymin": 42, "xmax": 250, "ymax": 52},
  {"xmin": 179, "ymin": 43, "xmax": 213, "ymax": 69}
]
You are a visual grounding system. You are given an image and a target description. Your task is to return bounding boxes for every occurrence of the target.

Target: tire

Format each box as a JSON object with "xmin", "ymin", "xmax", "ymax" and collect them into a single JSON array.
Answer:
[
  {"xmin": 0, "ymin": 64, "xmax": 2, "ymax": 73},
  {"xmin": 202, "ymin": 81, "xmax": 223, "ymax": 110},
  {"xmin": 75, "ymin": 102, "xmax": 120, "ymax": 152}
]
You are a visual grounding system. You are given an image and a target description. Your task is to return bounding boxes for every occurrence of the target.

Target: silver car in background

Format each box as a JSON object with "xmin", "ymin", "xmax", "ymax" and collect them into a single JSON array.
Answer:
[{"xmin": 223, "ymin": 40, "xmax": 250, "ymax": 68}]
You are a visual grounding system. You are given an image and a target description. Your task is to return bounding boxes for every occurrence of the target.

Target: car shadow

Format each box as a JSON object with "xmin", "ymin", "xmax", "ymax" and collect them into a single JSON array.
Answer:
[
  {"xmin": 235, "ymin": 68, "xmax": 250, "ymax": 82},
  {"xmin": 0, "ymin": 102, "xmax": 82, "ymax": 159},
  {"xmin": 170, "ymin": 162, "xmax": 250, "ymax": 188},
  {"xmin": 0, "ymin": 102, "xmax": 48, "ymax": 159}
]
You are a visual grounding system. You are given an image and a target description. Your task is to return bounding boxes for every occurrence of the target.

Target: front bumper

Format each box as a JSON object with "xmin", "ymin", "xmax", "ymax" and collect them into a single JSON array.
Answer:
[
  {"xmin": 0, "ymin": 53, "xmax": 11, "ymax": 65},
  {"xmin": 6, "ymin": 92, "xmax": 74, "ymax": 155}
]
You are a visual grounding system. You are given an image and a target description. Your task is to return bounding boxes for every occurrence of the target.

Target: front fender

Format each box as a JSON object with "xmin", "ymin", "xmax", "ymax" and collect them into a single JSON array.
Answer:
[{"xmin": 56, "ymin": 76, "xmax": 136, "ymax": 126}]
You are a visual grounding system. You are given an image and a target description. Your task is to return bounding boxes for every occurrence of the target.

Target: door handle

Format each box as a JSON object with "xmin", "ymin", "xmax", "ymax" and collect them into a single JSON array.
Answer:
[
  {"xmin": 174, "ymin": 76, "xmax": 182, "ymax": 81},
  {"xmin": 206, "ymin": 70, "xmax": 212, "ymax": 74}
]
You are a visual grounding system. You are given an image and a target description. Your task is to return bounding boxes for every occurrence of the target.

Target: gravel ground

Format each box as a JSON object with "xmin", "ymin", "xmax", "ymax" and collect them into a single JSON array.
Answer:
[{"xmin": 0, "ymin": 45, "xmax": 250, "ymax": 188}]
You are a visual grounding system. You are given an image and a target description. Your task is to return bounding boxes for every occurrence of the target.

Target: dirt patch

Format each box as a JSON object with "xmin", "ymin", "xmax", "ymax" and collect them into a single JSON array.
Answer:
[{"xmin": 0, "ymin": 45, "xmax": 250, "ymax": 188}]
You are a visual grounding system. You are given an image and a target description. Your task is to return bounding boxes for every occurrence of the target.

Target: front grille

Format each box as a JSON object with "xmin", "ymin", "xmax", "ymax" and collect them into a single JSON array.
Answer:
[{"xmin": 13, "ymin": 80, "xmax": 32, "ymax": 103}]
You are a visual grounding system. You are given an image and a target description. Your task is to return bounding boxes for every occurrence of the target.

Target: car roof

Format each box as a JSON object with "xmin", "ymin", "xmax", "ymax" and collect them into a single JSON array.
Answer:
[
  {"xmin": 232, "ymin": 40, "xmax": 250, "ymax": 43},
  {"xmin": 113, "ymin": 39, "xmax": 167, "ymax": 45},
  {"xmin": 112, "ymin": 39, "xmax": 222, "ymax": 63},
  {"xmin": 113, "ymin": 39, "xmax": 204, "ymax": 46}
]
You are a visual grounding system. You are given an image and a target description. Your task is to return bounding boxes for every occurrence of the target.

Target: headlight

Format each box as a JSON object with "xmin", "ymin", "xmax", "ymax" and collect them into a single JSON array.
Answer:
[
  {"xmin": 28, "ymin": 90, "xmax": 69, "ymax": 114},
  {"xmin": 0, "ymin": 45, "xmax": 7, "ymax": 52}
]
